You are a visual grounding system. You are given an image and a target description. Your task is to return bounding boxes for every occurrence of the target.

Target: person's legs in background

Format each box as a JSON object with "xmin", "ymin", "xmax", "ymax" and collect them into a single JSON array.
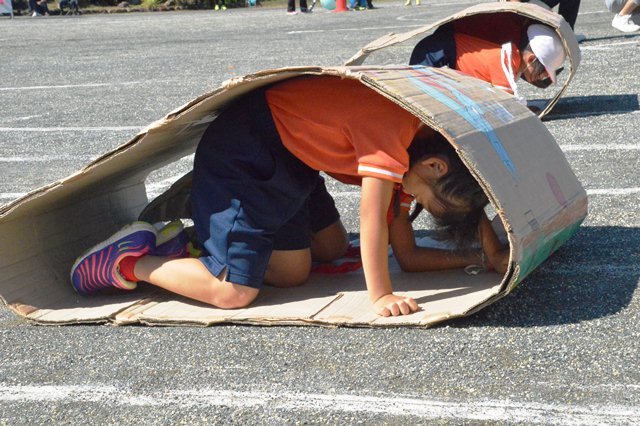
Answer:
[{"xmin": 607, "ymin": 0, "xmax": 640, "ymax": 32}]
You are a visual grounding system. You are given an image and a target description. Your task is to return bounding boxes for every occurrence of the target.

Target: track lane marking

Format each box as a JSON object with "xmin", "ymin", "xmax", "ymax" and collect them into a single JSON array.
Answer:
[{"xmin": 0, "ymin": 384, "xmax": 638, "ymax": 424}]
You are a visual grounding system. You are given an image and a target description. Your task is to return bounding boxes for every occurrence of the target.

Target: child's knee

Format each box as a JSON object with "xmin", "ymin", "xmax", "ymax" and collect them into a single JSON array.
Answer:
[
  {"xmin": 311, "ymin": 221, "xmax": 349, "ymax": 262},
  {"xmin": 209, "ymin": 281, "xmax": 260, "ymax": 309},
  {"xmin": 265, "ymin": 249, "xmax": 312, "ymax": 288}
]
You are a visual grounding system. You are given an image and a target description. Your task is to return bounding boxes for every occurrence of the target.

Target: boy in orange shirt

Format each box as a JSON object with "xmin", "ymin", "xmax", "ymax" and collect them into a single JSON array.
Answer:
[
  {"xmin": 410, "ymin": 14, "xmax": 566, "ymax": 98},
  {"xmin": 70, "ymin": 76, "xmax": 507, "ymax": 317}
]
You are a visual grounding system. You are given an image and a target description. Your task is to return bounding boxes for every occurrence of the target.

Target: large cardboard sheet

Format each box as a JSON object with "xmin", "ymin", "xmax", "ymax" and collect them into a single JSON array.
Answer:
[{"xmin": 0, "ymin": 65, "xmax": 587, "ymax": 327}]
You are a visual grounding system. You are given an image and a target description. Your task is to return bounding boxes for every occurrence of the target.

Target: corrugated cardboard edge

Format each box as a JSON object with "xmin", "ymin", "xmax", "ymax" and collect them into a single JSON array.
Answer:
[
  {"xmin": 344, "ymin": 2, "xmax": 581, "ymax": 119},
  {"xmin": 0, "ymin": 65, "xmax": 587, "ymax": 327}
]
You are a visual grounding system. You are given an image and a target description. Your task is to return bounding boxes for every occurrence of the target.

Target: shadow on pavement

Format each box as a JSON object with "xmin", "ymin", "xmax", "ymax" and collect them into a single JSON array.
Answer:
[
  {"xmin": 448, "ymin": 225, "xmax": 640, "ymax": 328},
  {"xmin": 582, "ymin": 33, "xmax": 640, "ymax": 43},
  {"xmin": 541, "ymin": 94, "xmax": 640, "ymax": 121}
]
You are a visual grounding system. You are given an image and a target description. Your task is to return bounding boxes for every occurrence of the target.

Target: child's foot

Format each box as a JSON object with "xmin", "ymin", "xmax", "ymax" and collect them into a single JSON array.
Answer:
[
  {"xmin": 221, "ymin": 4, "xmax": 226, "ymax": 10},
  {"xmin": 70, "ymin": 222, "xmax": 157, "ymax": 295},
  {"xmin": 151, "ymin": 220, "xmax": 190, "ymax": 258},
  {"xmin": 612, "ymin": 13, "xmax": 640, "ymax": 32},
  {"xmin": 214, "ymin": 4, "xmax": 219, "ymax": 10},
  {"xmin": 404, "ymin": 0, "xmax": 411, "ymax": 5}
]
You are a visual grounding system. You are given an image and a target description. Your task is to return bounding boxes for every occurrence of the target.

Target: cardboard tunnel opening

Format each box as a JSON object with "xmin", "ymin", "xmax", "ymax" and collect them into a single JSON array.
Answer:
[
  {"xmin": 0, "ymin": 65, "xmax": 587, "ymax": 327},
  {"xmin": 344, "ymin": 2, "xmax": 581, "ymax": 119}
]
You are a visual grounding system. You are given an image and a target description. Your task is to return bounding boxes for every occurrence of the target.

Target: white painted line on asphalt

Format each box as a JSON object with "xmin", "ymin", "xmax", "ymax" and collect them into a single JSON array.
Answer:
[
  {"xmin": 581, "ymin": 41, "xmax": 639, "ymax": 50},
  {"xmin": 561, "ymin": 144, "xmax": 640, "ymax": 151},
  {"xmin": 288, "ymin": 25, "xmax": 423, "ymax": 34},
  {"xmin": 0, "ymin": 127, "xmax": 141, "ymax": 132},
  {"xmin": 577, "ymin": 10, "xmax": 609, "ymax": 15},
  {"xmin": 0, "ymin": 193, "xmax": 27, "ymax": 200},
  {"xmin": 0, "ymin": 384, "xmax": 638, "ymax": 424},
  {"xmin": 4, "ymin": 115, "xmax": 44, "ymax": 122},
  {"xmin": 0, "ymin": 156, "xmax": 94, "ymax": 162},
  {"xmin": 0, "ymin": 83, "xmax": 112, "ymax": 91},
  {"xmin": 587, "ymin": 187, "xmax": 640, "ymax": 196},
  {"xmin": 0, "ymin": 80, "xmax": 182, "ymax": 91}
]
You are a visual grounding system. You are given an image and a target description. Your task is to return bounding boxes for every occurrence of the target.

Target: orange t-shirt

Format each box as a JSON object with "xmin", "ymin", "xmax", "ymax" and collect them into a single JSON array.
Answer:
[
  {"xmin": 452, "ymin": 13, "xmax": 527, "ymax": 94},
  {"xmin": 265, "ymin": 76, "xmax": 423, "ymax": 185},
  {"xmin": 453, "ymin": 33, "xmax": 522, "ymax": 94}
]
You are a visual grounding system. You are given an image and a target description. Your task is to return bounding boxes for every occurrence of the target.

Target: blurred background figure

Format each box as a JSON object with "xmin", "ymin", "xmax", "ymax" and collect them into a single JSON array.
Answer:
[
  {"xmin": 287, "ymin": 0, "xmax": 308, "ymax": 14},
  {"xmin": 606, "ymin": 0, "xmax": 640, "ymax": 32},
  {"xmin": 29, "ymin": 0, "xmax": 49, "ymax": 16},
  {"xmin": 508, "ymin": 0, "xmax": 586, "ymax": 41},
  {"xmin": 59, "ymin": 0, "xmax": 79, "ymax": 14}
]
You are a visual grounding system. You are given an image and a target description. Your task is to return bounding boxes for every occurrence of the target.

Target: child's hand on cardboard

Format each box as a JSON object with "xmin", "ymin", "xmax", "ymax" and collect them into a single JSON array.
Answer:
[{"xmin": 374, "ymin": 293, "xmax": 420, "ymax": 317}]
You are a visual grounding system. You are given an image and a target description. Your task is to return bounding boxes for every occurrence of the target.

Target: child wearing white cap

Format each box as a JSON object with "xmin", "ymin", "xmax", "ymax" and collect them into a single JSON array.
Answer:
[
  {"xmin": 409, "ymin": 14, "xmax": 567, "ymax": 100},
  {"xmin": 526, "ymin": 24, "xmax": 567, "ymax": 85}
]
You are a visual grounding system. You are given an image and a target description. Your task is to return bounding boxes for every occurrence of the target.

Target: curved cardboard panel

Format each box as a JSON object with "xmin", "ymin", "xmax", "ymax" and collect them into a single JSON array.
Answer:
[
  {"xmin": 344, "ymin": 2, "xmax": 581, "ymax": 119},
  {"xmin": 0, "ymin": 65, "xmax": 587, "ymax": 326}
]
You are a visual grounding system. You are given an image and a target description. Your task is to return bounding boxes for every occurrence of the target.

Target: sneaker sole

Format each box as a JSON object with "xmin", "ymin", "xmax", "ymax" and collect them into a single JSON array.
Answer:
[{"xmin": 152, "ymin": 220, "xmax": 190, "ymax": 258}]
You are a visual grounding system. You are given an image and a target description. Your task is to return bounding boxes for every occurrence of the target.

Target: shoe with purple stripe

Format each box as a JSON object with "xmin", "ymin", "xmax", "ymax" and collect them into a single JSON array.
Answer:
[
  {"xmin": 150, "ymin": 220, "xmax": 190, "ymax": 258},
  {"xmin": 70, "ymin": 221, "xmax": 157, "ymax": 295}
]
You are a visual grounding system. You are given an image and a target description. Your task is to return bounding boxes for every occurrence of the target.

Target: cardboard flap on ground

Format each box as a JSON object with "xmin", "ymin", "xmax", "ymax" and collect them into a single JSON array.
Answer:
[
  {"xmin": 0, "ymin": 65, "xmax": 587, "ymax": 327},
  {"xmin": 345, "ymin": 2, "xmax": 581, "ymax": 119}
]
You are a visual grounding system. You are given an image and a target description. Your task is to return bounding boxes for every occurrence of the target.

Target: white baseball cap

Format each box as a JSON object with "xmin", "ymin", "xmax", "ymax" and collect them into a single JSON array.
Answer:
[{"xmin": 527, "ymin": 24, "xmax": 566, "ymax": 84}]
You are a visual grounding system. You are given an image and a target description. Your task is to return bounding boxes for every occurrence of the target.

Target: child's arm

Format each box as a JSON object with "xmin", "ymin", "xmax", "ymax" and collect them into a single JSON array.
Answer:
[
  {"xmin": 478, "ymin": 213, "xmax": 510, "ymax": 274},
  {"xmin": 360, "ymin": 177, "xmax": 420, "ymax": 317},
  {"xmin": 389, "ymin": 210, "xmax": 485, "ymax": 271}
]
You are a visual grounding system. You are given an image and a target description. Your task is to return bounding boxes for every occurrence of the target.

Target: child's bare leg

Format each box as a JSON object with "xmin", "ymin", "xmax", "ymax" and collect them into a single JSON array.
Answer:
[
  {"xmin": 310, "ymin": 220, "xmax": 349, "ymax": 262},
  {"xmin": 263, "ymin": 220, "xmax": 349, "ymax": 288},
  {"xmin": 134, "ymin": 256, "xmax": 259, "ymax": 309},
  {"xmin": 265, "ymin": 248, "xmax": 312, "ymax": 287}
]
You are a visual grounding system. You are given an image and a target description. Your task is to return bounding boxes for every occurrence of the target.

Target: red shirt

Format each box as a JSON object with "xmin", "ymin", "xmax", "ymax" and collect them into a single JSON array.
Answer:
[{"xmin": 265, "ymin": 76, "xmax": 423, "ymax": 185}]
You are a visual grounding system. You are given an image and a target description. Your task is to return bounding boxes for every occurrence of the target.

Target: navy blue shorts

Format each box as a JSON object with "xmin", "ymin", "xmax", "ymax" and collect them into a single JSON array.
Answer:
[{"xmin": 191, "ymin": 89, "xmax": 340, "ymax": 289}]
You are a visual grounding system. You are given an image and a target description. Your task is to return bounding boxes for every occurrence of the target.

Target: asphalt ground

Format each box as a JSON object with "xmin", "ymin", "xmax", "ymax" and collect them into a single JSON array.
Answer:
[{"xmin": 1, "ymin": 0, "xmax": 639, "ymax": 424}]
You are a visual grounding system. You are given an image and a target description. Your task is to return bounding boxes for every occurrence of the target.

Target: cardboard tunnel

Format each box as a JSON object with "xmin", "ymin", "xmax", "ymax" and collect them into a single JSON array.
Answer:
[
  {"xmin": 345, "ymin": 2, "xmax": 582, "ymax": 119},
  {"xmin": 0, "ymin": 65, "xmax": 587, "ymax": 326}
]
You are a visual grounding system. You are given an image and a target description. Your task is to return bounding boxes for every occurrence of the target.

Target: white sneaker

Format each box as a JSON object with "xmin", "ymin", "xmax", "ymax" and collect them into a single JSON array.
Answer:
[{"xmin": 612, "ymin": 14, "xmax": 640, "ymax": 33}]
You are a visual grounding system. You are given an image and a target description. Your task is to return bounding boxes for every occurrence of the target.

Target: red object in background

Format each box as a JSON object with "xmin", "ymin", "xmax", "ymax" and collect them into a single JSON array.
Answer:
[{"xmin": 334, "ymin": 0, "xmax": 347, "ymax": 12}]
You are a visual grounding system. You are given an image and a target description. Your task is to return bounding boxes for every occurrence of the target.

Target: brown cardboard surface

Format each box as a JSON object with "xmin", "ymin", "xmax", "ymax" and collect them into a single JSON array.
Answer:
[
  {"xmin": 0, "ymin": 65, "xmax": 587, "ymax": 327},
  {"xmin": 344, "ymin": 2, "xmax": 581, "ymax": 118}
]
